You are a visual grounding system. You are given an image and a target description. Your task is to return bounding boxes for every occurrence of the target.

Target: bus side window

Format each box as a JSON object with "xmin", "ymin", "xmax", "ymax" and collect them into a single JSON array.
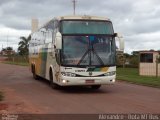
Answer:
[
  {"xmin": 45, "ymin": 30, "xmax": 53, "ymax": 43},
  {"xmin": 47, "ymin": 21, "xmax": 54, "ymax": 43},
  {"xmin": 54, "ymin": 20, "xmax": 61, "ymax": 63},
  {"xmin": 37, "ymin": 31, "xmax": 41, "ymax": 45},
  {"xmin": 54, "ymin": 20, "xmax": 59, "ymax": 29},
  {"xmin": 40, "ymin": 28, "xmax": 46, "ymax": 44}
]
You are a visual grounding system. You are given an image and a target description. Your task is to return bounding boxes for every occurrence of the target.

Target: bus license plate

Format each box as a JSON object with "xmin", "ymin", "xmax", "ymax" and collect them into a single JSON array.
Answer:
[{"xmin": 85, "ymin": 80, "xmax": 95, "ymax": 83}]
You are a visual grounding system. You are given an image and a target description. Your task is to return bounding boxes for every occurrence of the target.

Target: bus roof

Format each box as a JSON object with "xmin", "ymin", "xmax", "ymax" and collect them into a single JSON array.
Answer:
[
  {"xmin": 55, "ymin": 15, "xmax": 110, "ymax": 21},
  {"xmin": 31, "ymin": 15, "xmax": 111, "ymax": 34}
]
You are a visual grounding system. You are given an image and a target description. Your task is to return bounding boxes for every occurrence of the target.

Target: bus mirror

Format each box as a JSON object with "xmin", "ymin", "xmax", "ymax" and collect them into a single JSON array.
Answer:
[
  {"xmin": 114, "ymin": 33, "xmax": 118, "ymax": 37},
  {"xmin": 55, "ymin": 32, "xmax": 62, "ymax": 49},
  {"xmin": 115, "ymin": 33, "xmax": 124, "ymax": 52}
]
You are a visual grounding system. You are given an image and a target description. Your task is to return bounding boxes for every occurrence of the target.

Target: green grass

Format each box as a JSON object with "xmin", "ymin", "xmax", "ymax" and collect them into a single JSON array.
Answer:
[
  {"xmin": 2, "ymin": 61, "xmax": 29, "ymax": 66},
  {"xmin": 0, "ymin": 91, "xmax": 4, "ymax": 101},
  {"xmin": 117, "ymin": 68, "xmax": 160, "ymax": 88}
]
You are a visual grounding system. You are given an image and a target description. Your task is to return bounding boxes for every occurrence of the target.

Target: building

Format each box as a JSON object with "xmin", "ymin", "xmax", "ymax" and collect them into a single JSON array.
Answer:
[
  {"xmin": 31, "ymin": 18, "xmax": 39, "ymax": 33},
  {"xmin": 139, "ymin": 50, "xmax": 160, "ymax": 77}
]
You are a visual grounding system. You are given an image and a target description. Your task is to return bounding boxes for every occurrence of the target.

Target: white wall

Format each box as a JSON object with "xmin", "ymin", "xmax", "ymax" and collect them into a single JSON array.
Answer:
[{"xmin": 139, "ymin": 52, "xmax": 160, "ymax": 76}]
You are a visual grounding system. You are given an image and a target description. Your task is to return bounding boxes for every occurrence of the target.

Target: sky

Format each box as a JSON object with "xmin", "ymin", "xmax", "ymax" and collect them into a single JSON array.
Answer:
[{"xmin": 0, "ymin": 0, "xmax": 160, "ymax": 53}]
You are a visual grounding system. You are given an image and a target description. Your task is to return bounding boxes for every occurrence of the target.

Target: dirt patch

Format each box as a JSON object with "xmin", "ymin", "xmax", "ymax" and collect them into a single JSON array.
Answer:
[
  {"xmin": 0, "ymin": 103, "xmax": 8, "ymax": 110},
  {"xmin": 0, "ymin": 87, "xmax": 42, "ymax": 114},
  {"xmin": 0, "ymin": 63, "xmax": 160, "ymax": 114},
  {"xmin": 0, "ymin": 56, "xmax": 8, "ymax": 62}
]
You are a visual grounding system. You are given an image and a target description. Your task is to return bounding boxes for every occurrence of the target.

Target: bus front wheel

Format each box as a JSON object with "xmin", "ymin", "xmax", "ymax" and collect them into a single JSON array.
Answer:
[
  {"xmin": 91, "ymin": 85, "xmax": 101, "ymax": 90},
  {"xmin": 49, "ymin": 69, "xmax": 59, "ymax": 89}
]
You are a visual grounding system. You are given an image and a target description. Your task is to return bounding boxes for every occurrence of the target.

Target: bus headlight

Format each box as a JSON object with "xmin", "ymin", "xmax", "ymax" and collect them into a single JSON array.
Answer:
[
  {"xmin": 62, "ymin": 80, "xmax": 67, "ymax": 83},
  {"xmin": 104, "ymin": 71, "xmax": 116, "ymax": 76},
  {"xmin": 61, "ymin": 72, "xmax": 76, "ymax": 77}
]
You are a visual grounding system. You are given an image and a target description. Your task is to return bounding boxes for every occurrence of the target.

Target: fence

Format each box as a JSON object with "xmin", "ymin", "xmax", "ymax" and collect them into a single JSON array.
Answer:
[{"xmin": 5, "ymin": 55, "xmax": 29, "ymax": 63}]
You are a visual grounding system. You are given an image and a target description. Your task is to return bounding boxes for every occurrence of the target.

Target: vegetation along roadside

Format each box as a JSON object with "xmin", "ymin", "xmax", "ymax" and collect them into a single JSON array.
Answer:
[{"xmin": 117, "ymin": 68, "xmax": 160, "ymax": 88}]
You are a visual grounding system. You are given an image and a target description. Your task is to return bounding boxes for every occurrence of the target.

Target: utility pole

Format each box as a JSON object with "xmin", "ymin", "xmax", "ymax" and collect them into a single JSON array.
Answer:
[
  {"xmin": 7, "ymin": 35, "xmax": 8, "ymax": 48},
  {"xmin": 72, "ymin": 0, "xmax": 77, "ymax": 15}
]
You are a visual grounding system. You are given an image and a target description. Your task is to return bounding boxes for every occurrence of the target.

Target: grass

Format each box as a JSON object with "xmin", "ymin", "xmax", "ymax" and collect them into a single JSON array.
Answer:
[
  {"xmin": 2, "ymin": 61, "xmax": 29, "ymax": 66},
  {"xmin": 116, "ymin": 68, "xmax": 160, "ymax": 88},
  {"xmin": 0, "ymin": 91, "xmax": 4, "ymax": 101}
]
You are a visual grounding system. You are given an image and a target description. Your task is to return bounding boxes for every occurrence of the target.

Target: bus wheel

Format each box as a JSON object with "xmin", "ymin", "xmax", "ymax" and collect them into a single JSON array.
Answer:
[
  {"xmin": 32, "ymin": 65, "xmax": 39, "ymax": 80},
  {"xmin": 91, "ymin": 85, "xmax": 101, "ymax": 90},
  {"xmin": 49, "ymin": 69, "xmax": 59, "ymax": 89}
]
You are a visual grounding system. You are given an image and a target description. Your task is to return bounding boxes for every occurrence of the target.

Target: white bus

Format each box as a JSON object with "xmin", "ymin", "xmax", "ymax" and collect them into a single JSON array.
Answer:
[{"xmin": 29, "ymin": 15, "xmax": 124, "ymax": 89}]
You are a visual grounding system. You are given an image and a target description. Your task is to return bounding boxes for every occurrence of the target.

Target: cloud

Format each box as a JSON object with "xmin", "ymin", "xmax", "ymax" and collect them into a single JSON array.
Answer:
[
  {"xmin": 124, "ymin": 31, "xmax": 160, "ymax": 53},
  {"xmin": 0, "ymin": 0, "xmax": 160, "ymax": 52},
  {"xmin": 0, "ymin": 26, "xmax": 30, "ymax": 50}
]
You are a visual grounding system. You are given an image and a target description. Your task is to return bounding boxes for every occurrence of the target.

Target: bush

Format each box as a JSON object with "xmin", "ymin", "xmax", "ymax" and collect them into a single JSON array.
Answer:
[
  {"xmin": 0, "ymin": 92, "xmax": 4, "ymax": 101},
  {"xmin": 116, "ymin": 64, "xmax": 138, "ymax": 68},
  {"xmin": 7, "ymin": 55, "xmax": 29, "ymax": 63}
]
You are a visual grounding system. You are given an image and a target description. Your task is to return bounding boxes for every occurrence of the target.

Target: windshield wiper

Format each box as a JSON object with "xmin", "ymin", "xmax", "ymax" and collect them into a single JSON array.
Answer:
[
  {"xmin": 91, "ymin": 43, "xmax": 104, "ymax": 66},
  {"xmin": 77, "ymin": 43, "xmax": 104, "ymax": 66},
  {"xmin": 77, "ymin": 49, "xmax": 89, "ymax": 65}
]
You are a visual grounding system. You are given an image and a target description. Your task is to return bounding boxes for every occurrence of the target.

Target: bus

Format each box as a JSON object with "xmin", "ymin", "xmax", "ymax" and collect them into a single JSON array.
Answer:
[{"xmin": 29, "ymin": 15, "xmax": 124, "ymax": 89}]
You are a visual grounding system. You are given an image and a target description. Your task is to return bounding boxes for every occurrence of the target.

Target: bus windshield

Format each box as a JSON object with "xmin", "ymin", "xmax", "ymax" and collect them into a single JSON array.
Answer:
[
  {"xmin": 61, "ymin": 35, "xmax": 116, "ymax": 67},
  {"xmin": 61, "ymin": 20, "xmax": 114, "ymax": 34}
]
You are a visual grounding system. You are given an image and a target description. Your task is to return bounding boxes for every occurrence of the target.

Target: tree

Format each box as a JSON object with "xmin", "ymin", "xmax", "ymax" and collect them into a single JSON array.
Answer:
[
  {"xmin": 116, "ymin": 51, "xmax": 139, "ymax": 68},
  {"xmin": 130, "ymin": 51, "xmax": 139, "ymax": 67},
  {"xmin": 18, "ymin": 35, "xmax": 31, "ymax": 56},
  {"xmin": 131, "ymin": 51, "xmax": 139, "ymax": 56},
  {"xmin": 116, "ymin": 51, "xmax": 125, "ymax": 67},
  {"xmin": 2, "ymin": 47, "xmax": 13, "ymax": 51},
  {"xmin": 6, "ymin": 47, "xmax": 13, "ymax": 51},
  {"xmin": 2, "ymin": 48, "xmax": 6, "ymax": 52},
  {"xmin": 1, "ymin": 47, "xmax": 14, "ymax": 56}
]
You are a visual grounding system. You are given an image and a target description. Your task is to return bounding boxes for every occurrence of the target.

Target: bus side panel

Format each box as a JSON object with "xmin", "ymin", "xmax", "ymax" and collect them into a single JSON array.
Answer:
[
  {"xmin": 45, "ymin": 43, "xmax": 56, "ymax": 80},
  {"xmin": 29, "ymin": 43, "xmax": 57, "ymax": 80},
  {"xmin": 39, "ymin": 44, "xmax": 48, "ymax": 78},
  {"xmin": 29, "ymin": 46, "xmax": 42, "ymax": 76}
]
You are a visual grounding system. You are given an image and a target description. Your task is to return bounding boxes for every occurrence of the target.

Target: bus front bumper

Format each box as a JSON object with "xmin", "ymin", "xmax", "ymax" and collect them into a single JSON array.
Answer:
[{"xmin": 58, "ymin": 76, "xmax": 116, "ymax": 86}]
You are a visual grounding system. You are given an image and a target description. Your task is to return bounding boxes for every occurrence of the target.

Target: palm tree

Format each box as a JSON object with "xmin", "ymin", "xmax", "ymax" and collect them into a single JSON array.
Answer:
[{"xmin": 18, "ymin": 35, "xmax": 31, "ymax": 56}]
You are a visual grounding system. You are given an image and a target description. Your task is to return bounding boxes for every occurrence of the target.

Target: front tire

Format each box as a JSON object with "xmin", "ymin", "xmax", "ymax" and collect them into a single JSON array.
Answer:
[{"xmin": 49, "ymin": 69, "xmax": 59, "ymax": 89}]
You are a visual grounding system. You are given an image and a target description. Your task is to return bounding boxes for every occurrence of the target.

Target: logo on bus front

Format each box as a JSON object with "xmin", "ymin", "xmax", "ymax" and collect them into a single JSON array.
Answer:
[{"xmin": 89, "ymin": 72, "xmax": 92, "ymax": 76}]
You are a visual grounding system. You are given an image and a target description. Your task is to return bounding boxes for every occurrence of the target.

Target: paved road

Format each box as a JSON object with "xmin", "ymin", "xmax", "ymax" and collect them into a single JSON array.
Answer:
[{"xmin": 0, "ymin": 63, "xmax": 160, "ymax": 114}]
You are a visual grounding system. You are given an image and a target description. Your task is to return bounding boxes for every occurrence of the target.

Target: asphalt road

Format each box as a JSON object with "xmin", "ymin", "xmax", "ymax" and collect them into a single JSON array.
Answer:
[{"xmin": 0, "ymin": 63, "xmax": 160, "ymax": 114}]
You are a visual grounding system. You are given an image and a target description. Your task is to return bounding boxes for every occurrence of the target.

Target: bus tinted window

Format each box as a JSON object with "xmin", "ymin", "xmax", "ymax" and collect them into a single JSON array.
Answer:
[{"xmin": 61, "ymin": 21, "xmax": 114, "ymax": 34}]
